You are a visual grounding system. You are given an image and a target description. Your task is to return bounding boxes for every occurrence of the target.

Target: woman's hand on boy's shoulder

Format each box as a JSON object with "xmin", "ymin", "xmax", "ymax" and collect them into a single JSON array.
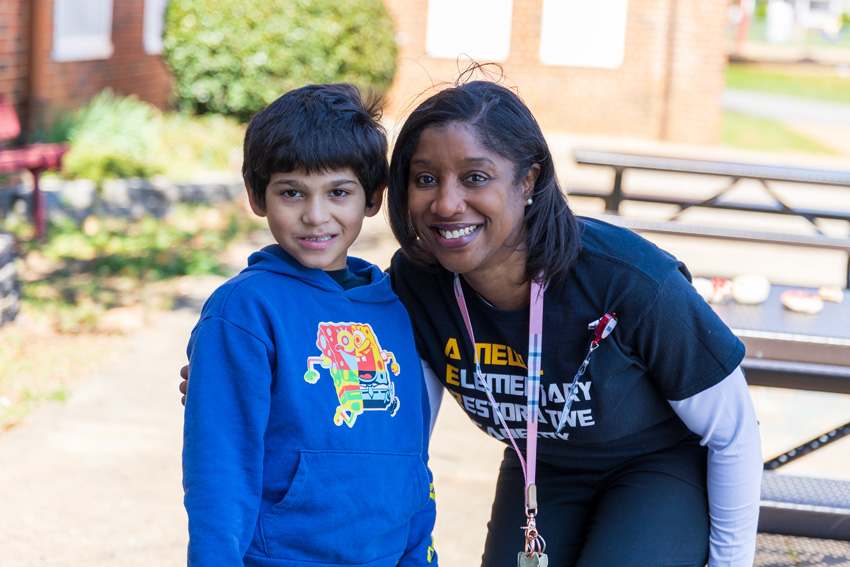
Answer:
[{"xmin": 179, "ymin": 365, "xmax": 189, "ymax": 406}]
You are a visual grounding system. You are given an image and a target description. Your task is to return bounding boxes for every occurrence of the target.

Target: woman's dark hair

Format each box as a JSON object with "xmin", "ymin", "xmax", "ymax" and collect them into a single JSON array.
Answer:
[
  {"xmin": 387, "ymin": 76, "xmax": 581, "ymax": 289},
  {"xmin": 242, "ymin": 83, "xmax": 388, "ymax": 210}
]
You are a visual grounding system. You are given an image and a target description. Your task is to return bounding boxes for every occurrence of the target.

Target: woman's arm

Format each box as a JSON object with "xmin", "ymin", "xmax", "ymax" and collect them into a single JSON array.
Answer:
[
  {"xmin": 668, "ymin": 367, "xmax": 762, "ymax": 567},
  {"xmin": 422, "ymin": 359, "xmax": 444, "ymax": 438}
]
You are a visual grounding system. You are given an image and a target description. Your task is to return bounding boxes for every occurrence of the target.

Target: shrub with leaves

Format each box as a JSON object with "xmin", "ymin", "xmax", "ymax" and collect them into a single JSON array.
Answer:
[
  {"xmin": 162, "ymin": 0, "xmax": 398, "ymax": 120},
  {"xmin": 62, "ymin": 89, "xmax": 162, "ymax": 185},
  {"xmin": 56, "ymin": 89, "xmax": 245, "ymax": 185}
]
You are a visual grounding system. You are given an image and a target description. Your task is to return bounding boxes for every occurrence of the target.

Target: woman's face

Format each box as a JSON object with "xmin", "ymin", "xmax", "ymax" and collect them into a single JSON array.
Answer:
[{"xmin": 406, "ymin": 122, "xmax": 538, "ymax": 284}]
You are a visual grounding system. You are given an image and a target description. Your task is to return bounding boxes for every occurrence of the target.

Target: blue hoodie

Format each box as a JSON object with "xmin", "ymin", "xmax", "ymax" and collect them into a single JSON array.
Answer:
[{"xmin": 183, "ymin": 245, "xmax": 436, "ymax": 567}]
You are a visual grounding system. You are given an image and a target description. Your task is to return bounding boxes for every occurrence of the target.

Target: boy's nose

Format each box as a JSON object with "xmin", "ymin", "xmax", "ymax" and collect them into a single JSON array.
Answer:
[
  {"xmin": 302, "ymin": 197, "xmax": 331, "ymax": 225},
  {"xmin": 430, "ymin": 182, "xmax": 467, "ymax": 217}
]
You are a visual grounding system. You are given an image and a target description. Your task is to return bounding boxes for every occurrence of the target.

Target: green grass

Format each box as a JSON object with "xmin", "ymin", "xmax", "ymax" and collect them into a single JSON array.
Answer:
[
  {"xmin": 721, "ymin": 110, "xmax": 837, "ymax": 154},
  {"xmin": 726, "ymin": 64, "xmax": 850, "ymax": 104}
]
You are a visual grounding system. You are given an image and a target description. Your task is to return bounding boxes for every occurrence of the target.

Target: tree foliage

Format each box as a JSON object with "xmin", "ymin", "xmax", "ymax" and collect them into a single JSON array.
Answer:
[{"xmin": 162, "ymin": 0, "xmax": 398, "ymax": 120}]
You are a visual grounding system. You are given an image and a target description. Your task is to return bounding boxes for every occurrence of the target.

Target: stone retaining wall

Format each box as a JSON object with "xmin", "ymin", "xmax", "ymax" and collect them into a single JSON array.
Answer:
[
  {"xmin": 0, "ymin": 174, "xmax": 245, "ymax": 326},
  {"xmin": 0, "ymin": 175, "xmax": 245, "ymax": 225},
  {"xmin": 0, "ymin": 230, "xmax": 20, "ymax": 326}
]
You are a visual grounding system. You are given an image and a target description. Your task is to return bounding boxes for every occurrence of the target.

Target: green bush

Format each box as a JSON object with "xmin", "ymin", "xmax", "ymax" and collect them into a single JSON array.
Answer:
[
  {"xmin": 62, "ymin": 89, "xmax": 161, "ymax": 185},
  {"xmin": 152, "ymin": 112, "xmax": 245, "ymax": 181},
  {"xmin": 56, "ymin": 89, "xmax": 244, "ymax": 185},
  {"xmin": 162, "ymin": 0, "xmax": 398, "ymax": 120}
]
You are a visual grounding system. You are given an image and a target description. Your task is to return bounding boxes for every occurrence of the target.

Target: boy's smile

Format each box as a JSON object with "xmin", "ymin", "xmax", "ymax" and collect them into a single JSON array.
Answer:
[{"xmin": 248, "ymin": 167, "xmax": 382, "ymax": 271}]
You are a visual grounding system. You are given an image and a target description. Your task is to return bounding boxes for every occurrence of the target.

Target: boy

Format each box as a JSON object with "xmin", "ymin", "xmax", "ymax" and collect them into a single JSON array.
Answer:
[{"xmin": 182, "ymin": 84, "xmax": 437, "ymax": 567}]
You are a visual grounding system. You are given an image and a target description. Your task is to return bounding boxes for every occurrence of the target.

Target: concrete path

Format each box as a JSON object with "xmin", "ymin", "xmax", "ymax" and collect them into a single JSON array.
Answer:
[
  {"xmin": 1, "ymin": 211, "xmax": 849, "ymax": 567},
  {"xmin": 1, "ymin": 100, "xmax": 850, "ymax": 564},
  {"xmin": 0, "ymin": 305, "xmax": 195, "ymax": 566},
  {"xmin": 723, "ymin": 88, "xmax": 850, "ymax": 126}
]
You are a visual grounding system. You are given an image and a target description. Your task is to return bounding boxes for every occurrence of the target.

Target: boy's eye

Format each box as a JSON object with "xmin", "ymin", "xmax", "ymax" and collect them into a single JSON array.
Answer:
[
  {"xmin": 281, "ymin": 189, "xmax": 301, "ymax": 198},
  {"xmin": 330, "ymin": 188, "xmax": 349, "ymax": 198}
]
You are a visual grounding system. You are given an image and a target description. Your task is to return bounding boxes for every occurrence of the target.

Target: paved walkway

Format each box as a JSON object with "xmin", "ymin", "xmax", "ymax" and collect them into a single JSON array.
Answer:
[
  {"xmin": 1, "ymin": 211, "xmax": 849, "ymax": 566},
  {"xmin": 723, "ymin": 88, "xmax": 850, "ymax": 126},
  {"xmin": 1, "ymin": 90, "xmax": 850, "ymax": 565}
]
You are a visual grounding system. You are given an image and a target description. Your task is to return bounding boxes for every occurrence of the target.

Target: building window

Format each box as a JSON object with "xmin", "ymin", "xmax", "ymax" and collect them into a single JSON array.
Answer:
[
  {"xmin": 52, "ymin": 0, "xmax": 114, "ymax": 62},
  {"xmin": 143, "ymin": 0, "xmax": 168, "ymax": 54},
  {"xmin": 539, "ymin": 0, "xmax": 629, "ymax": 69},
  {"xmin": 426, "ymin": 0, "xmax": 513, "ymax": 61}
]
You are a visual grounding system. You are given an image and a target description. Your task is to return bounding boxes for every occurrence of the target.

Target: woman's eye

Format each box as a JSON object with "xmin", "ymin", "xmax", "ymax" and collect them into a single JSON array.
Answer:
[
  {"xmin": 466, "ymin": 173, "xmax": 487, "ymax": 184},
  {"xmin": 414, "ymin": 174, "xmax": 436, "ymax": 186}
]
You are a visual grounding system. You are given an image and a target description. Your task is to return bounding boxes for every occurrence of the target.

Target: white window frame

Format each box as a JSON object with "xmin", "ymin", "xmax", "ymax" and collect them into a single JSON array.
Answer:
[
  {"xmin": 539, "ymin": 0, "xmax": 629, "ymax": 69},
  {"xmin": 52, "ymin": 0, "xmax": 114, "ymax": 62},
  {"xmin": 425, "ymin": 0, "xmax": 514, "ymax": 62},
  {"xmin": 143, "ymin": 0, "xmax": 168, "ymax": 54}
]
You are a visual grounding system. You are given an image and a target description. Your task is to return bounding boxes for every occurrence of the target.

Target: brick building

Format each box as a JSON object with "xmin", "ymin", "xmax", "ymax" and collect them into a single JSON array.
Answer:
[
  {"xmin": 0, "ymin": 0, "xmax": 728, "ymax": 145},
  {"xmin": 0, "ymin": 0, "xmax": 171, "ymax": 140},
  {"xmin": 382, "ymin": 0, "xmax": 729, "ymax": 144}
]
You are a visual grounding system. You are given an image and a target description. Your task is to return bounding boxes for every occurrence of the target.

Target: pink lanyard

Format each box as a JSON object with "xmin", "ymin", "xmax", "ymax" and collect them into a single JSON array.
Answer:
[
  {"xmin": 452, "ymin": 274, "xmax": 544, "ymax": 514},
  {"xmin": 453, "ymin": 274, "xmax": 617, "ymax": 558}
]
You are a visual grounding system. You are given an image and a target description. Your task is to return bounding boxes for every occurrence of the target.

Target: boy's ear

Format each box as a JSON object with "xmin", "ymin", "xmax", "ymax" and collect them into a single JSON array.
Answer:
[
  {"xmin": 364, "ymin": 187, "xmax": 384, "ymax": 218},
  {"xmin": 245, "ymin": 183, "xmax": 267, "ymax": 217}
]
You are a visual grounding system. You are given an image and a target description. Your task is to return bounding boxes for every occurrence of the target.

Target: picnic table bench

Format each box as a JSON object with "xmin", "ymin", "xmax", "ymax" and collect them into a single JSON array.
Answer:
[
  {"xmin": 569, "ymin": 149, "xmax": 850, "ymax": 287},
  {"xmin": 0, "ymin": 94, "xmax": 69, "ymax": 239},
  {"xmin": 570, "ymin": 149, "xmax": 850, "ymax": 564}
]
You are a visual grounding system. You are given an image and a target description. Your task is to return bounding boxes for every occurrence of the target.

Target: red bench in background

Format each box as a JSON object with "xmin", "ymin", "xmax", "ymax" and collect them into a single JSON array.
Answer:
[{"xmin": 0, "ymin": 94, "xmax": 69, "ymax": 239}]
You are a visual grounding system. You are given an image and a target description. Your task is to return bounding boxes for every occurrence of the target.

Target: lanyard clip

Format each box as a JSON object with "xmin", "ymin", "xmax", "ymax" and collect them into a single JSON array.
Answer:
[
  {"xmin": 588, "ymin": 312, "xmax": 617, "ymax": 344},
  {"xmin": 526, "ymin": 484, "xmax": 538, "ymax": 514}
]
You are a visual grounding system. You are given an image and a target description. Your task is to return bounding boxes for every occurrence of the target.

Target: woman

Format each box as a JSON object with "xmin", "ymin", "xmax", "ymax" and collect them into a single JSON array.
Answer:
[{"xmin": 384, "ymin": 79, "xmax": 762, "ymax": 567}]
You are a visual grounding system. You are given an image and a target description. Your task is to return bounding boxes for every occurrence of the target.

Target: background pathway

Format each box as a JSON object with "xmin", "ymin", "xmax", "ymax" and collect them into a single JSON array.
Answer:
[{"xmin": 1, "ymin": 110, "xmax": 850, "ymax": 564}]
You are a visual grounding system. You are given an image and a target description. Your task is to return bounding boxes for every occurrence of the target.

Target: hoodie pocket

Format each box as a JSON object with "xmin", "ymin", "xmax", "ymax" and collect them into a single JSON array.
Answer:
[{"xmin": 259, "ymin": 450, "xmax": 429, "ymax": 564}]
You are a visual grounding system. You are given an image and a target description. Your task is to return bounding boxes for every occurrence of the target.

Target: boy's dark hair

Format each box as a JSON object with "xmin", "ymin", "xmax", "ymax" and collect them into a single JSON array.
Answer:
[
  {"xmin": 242, "ymin": 83, "xmax": 388, "ymax": 210},
  {"xmin": 387, "ymin": 78, "xmax": 581, "ymax": 289}
]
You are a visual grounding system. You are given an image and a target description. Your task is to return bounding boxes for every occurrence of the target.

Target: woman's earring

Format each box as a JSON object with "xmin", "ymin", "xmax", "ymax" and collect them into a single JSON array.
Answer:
[{"xmin": 526, "ymin": 197, "xmax": 533, "ymax": 206}]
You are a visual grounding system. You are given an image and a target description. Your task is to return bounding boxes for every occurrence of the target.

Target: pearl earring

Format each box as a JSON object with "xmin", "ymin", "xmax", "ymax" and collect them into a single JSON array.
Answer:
[{"xmin": 526, "ymin": 198, "xmax": 533, "ymax": 206}]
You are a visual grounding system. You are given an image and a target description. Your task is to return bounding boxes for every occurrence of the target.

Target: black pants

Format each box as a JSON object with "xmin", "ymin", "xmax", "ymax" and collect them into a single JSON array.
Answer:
[{"xmin": 481, "ymin": 438, "xmax": 710, "ymax": 567}]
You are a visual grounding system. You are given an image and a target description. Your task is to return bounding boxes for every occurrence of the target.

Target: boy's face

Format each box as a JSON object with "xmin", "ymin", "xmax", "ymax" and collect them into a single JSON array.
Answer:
[{"xmin": 248, "ymin": 167, "xmax": 382, "ymax": 271}]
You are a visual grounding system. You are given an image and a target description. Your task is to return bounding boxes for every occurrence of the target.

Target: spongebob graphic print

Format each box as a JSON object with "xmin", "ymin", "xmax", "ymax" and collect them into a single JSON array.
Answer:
[{"xmin": 305, "ymin": 321, "xmax": 401, "ymax": 427}]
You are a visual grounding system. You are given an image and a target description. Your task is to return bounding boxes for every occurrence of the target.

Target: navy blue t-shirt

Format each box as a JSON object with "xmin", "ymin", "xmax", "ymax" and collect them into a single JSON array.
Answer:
[{"xmin": 389, "ymin": 217, "xmax": 745, "ymax": 470}]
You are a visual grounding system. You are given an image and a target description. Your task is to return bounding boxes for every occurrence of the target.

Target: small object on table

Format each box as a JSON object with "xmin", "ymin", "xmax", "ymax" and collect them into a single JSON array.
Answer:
[
  {"xmin": 731, "ymin": 273, "xmax": 771, "ymax": 305},
  {"xmin": 693, "ymin": 277, "xmax": 732, "ymax": 304},
  {"xmin": 818, "ymin": 286, "xmax": 844, "ymax": 303},
  {"xmin": 780, "ymin": 290, "xmax": 824, "ymax": 314}
]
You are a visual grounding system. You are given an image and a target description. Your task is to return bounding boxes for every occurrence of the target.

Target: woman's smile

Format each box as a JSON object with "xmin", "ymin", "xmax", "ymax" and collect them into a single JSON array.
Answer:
[{"xmin": 436, "ymin": 224, "xmax": 480, "ymax": 240}]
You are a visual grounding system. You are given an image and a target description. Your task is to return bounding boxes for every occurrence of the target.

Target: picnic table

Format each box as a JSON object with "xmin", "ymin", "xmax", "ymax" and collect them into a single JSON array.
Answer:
[
  {"xmin": 713, "ymin": 285, "xmax": 850, "ymax": 564},
  {"xmin": 570, "ymin": 149, "xmax": 850, "ymax": 287},
  {"xmin": 571, "ymin": 149, "xmax": 850, "ymax": 562}
]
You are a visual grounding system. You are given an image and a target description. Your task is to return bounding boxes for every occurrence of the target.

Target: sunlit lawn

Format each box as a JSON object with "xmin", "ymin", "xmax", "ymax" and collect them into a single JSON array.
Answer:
[
  {"xmin": 726, "ymin": 63, "xmax": 850, "ymax": 104},
  {"xmin": 722, "ymin": 60, "xmax": 848, "ymax": 154},
  {"xmin": 721, "ymin": 110, "xmax": 837, "ymax": 154}
]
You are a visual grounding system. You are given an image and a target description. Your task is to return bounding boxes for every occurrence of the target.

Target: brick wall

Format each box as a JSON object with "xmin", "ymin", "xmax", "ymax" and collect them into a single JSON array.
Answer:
[
  {"xmin": 382, "ymin": 0, "xmax": 728, "ymax": 144},
  {"xmin": 4, "ymin": 0, "xmax": 726, "ymax": 144},
  {"xmin": 3, "ymin": 0, "xmax": 172, "ymax": 138},
  {"xmin": 109, "ymin": 0, "xmax": 172, "ymax": 109},
  {"xmin": 0, "ymin": 0, "xmax": 30, "ymax": 119}
]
